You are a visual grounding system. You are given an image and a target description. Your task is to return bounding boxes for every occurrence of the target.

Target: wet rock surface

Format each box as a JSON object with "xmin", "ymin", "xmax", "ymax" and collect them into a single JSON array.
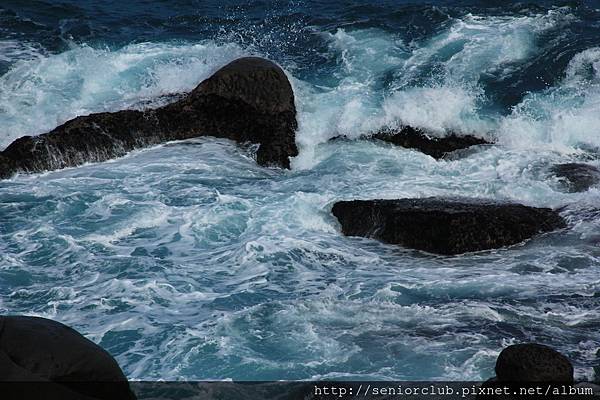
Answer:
[
  {"xmin": 0, "ymin": 57, "xmax": 298, "ymax": 179},
  {"xmin": 331, "ymin": 198, "xmax": 565, "ymax": 255},
  {"xmin": 371, "ymin": 126, "xmax": 492, "ymax": 159}
]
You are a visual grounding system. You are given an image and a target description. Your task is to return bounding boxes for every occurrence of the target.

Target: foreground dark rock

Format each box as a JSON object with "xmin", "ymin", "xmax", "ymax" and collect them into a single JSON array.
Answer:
[
  {"xmin": 331, "ymin": 198, "xmax": 565, "ymax": 255},
  {"xmin": 0, "ymin": 57, "xmax": 298, "ymax": 179},
  {"xmin": 496, "ymin": 344, "xmax": 574, "ymax": 383},
  {"xmin": 477, "ymin": 344, "xmax": 579, "ymax": 399},
  {"xmin": 550, "ymin": 163, "xmax": 600, "ymax": 193},
  {"xmin": 371, "ymin": 126, "xmax": 492, "ymax": 159},
  {"xmin": 0, "ymin": 316, "xmax": 135, "ymax": 400}
]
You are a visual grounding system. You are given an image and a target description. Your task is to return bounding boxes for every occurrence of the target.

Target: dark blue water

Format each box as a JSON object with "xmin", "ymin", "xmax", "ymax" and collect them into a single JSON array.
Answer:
[
  {"xmin": 2, "ymin": 1, "xmax": 600, "ymax": 97},
  {"xmin": 1, "ymin": 0, "xmax": 600, "ymax": 381}
]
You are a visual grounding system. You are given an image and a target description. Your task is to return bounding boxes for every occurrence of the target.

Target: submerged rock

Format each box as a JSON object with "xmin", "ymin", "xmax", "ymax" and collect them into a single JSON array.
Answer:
[
  {"xmin": 0, "ymin": 57, "xmax": 298, "ymax": 179},
  {"xmin": 371, "ymin": 126, "xmax": 491, "ymax": 159},
  {"xmin": 331, "ymin": 198, "xmax": 565, "ymax": 255},
  {"xmin": 550, "ymin": 163, "xmax": 600, "ymax": 193},
  {"xmin": 0, "ymin": 316, "xmax": 135, "ymax": 399}
]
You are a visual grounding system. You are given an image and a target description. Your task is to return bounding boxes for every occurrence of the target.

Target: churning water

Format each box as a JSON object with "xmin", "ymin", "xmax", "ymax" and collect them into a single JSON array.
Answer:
[{"xmin": 1, "ymin": 0, "xmax": 600, "ymax": 381}]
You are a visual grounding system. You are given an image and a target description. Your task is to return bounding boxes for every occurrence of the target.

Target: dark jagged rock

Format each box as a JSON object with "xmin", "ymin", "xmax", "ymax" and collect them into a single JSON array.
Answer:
[
  {"xmin": 371, "ymin": 126, "xmax": 491, "ymax": 159},
  {"xmin": 0, "ymin": 316, "xmax": 136, "ymax": 400},
  {"xmin": 0, "ymin": 57, "xmax": 298, "ymax": 179},
  {"xmin": 331, "ymin": 198, "xmax": 565, "ymax": 255},
  {"xmin": 550, "ymin": 163, "xmax": 600, "ymax": 193}
]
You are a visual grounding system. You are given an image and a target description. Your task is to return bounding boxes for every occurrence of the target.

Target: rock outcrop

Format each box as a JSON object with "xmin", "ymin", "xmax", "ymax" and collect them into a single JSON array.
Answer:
[
  {"xmin": 371, "ymin": 126, "xmax": 491, "ymax": 159},
  {"xmin": 0, "ymin": 57, "xmax": 298, "ymax": 179},
  {"xmin": 331, "ymin": 198, "xmax": 565, "ymax": 255},
  {"xmin": 550, "ymin": 163, "xmax": 600, "ymax": 193},
  {"xmin": 0, "ymin": 316, "xmax": 135, "ymax": 400}
]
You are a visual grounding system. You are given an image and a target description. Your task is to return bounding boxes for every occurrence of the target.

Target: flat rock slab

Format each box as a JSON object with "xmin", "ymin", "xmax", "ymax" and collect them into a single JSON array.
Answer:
[
  {"xmin": 371, "ymin": 126, "xmax": 491, "ymax": 159},
  {"xmin": 550, "ymin": 163, "xmax": 600, "ymax": 192},
  {"xmin": 331, "ymin": 198, "xmax": 565, "ymax": 255}
]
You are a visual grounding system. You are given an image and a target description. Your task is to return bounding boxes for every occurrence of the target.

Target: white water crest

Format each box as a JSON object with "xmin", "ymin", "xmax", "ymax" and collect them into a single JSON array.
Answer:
[
  {"xmin": 499, "ymin": 46, "xmax": 600, "ymax": 152},
  {"xmin": 0, "ymin": 41, "xmax": 248, "ymax": 149},
  {"xmin": 292, "ymin": 7, "xmax": 579, "ymax": 168},
  {"xmin": 0, "ymin": 7, "xmax": 589, "ymax": 158}
]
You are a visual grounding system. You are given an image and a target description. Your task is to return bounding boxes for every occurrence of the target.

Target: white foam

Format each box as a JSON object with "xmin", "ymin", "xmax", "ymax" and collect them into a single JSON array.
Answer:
[
  {"xmin": 498, "ymin": 46, "xmax": 600, "ymax": 151},
  {"xmin": 293, "ymin": 8, "xmax": 575, "ymax": 168},
  {"xmin": 0, "ymin": 41, "xmax": 247, "ymax": 149},
  {"xmin": 381, "ymin": 85, "xmax": 490, "ymax": 136}
]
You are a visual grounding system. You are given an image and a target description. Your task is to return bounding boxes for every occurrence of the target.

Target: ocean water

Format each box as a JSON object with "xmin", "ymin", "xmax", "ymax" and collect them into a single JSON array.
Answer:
[{"xmin": 1, "ymin": 0, "xmax": 600, "ymax": 381}]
